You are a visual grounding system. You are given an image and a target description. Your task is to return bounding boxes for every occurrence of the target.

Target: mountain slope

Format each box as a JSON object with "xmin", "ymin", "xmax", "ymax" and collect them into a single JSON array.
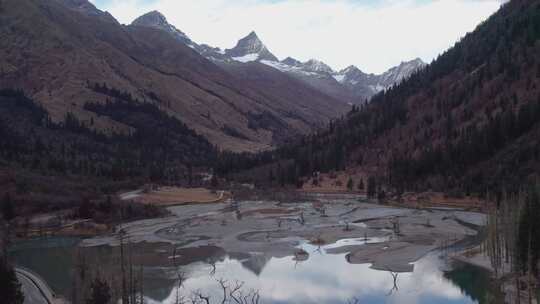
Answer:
[
  {"xmin": 0, "ymin": 0, "xmax": 346, "ymax": 152},
  {"xmin": 333, "ymin": 59, "xmax": 427, "ymax": 101},
  {"xmin": 230, "ymin": 0, "xmax": 540, "ymax": 194},
  {"xmin": 131, "ymin": 10, "xmax": 194, "ymax": 46},
  {"xmin": 0, "ymin": 88, "xmax": 217, "ymax": 180},
  {"xmin": 261, "ymin": 57, "xmax": 426, "ymax": 104},
  {"xmin": 130, "ymin": 11, "xmax": 425, "ymax": 105},
  {"xmin": 225, "ymin": 31, "xmax": 278, "ymax": 62}
]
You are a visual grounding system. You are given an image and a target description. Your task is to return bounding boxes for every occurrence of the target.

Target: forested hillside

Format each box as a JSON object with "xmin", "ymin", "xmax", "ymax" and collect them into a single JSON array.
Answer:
[
  {"xmin": 226, "ymin": 0, "xmax": 540, "ymax": 195},
  {"xmin": 0, "ymin": 0, "xmax": 346, "ymax": 153},
  {"xmin": 0, "ymin": 88, "xmax": 217, "ymax": 181}
]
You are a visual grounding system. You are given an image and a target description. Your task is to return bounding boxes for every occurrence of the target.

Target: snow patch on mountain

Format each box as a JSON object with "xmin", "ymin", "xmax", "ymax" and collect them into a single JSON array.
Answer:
[
  {"xmin": 379, "ymin": 58, "xmax": 426, "ymax": 85},
  {"xmin": 233, "ymin": 53, "xmax": 260, "ymax": 63},
  {"xmin": 369, "ymin": 84, "xmax": 386, "ymax": 93},
  {"xmin": 226, "ymin": 31, "xmax": 278, "ymax": 62},
  {"xmin": 331, "ymin": 59, "xmax": 426, "ymax": 96},
  {"xmin": 130, "ymin": 11, "xmax": 426, "ymax": 103},
  {"xmin": 302, "ymin": 59, "xmax": 334, "ymax": 74},
  {"xmin": 261, "ymin": 60, "xmax": 319, "ymax": 76},
  {"xmin": 333, "ymin": 74, "xmax": 346, "ymax": 83}
]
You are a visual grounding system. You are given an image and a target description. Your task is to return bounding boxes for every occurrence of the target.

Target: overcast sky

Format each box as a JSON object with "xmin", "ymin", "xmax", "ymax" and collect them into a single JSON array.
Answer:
[{"xmin": 89, "ymin": 0, "xmax": 505, "ymax": 74}]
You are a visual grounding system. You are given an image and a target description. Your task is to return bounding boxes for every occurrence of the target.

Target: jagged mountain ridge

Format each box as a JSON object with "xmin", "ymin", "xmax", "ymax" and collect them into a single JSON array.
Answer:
[
  {"xmin": 260, "ymin": 56, "xmax": 425, "ymax": 104},
  {"xmin": 130, "ymin": 11, "xmax": 426, "ymax": 104},
  {"xmin": 333, "ymin": 58, "xmax": 427, "ymax": 99},
  {"xmin": 225, "ymin": 31, "xmax": 278, "ymax": 62},
  {"xmin": 131, "ymin": 11, "xmax": 231, "ymax": 62},
  {"xmin": 59, "ymin": 0, "xmax": 118, "ymax": 22},
  {"xmin": 233, "ymin": 0, "xmax": 540, "ymax": 193},
  {"xmin": 0, "ymin": 0, "xmax": 347, "ymax": 152},
  {"xmin": 132, "ymin": 11, "xmax": 192, "ymax": 45}
]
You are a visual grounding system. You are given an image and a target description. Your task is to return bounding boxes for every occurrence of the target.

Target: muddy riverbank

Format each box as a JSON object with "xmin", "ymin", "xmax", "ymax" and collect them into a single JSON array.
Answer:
[{"xmin": 82, "ymin": 194, "xmax": 485, "ymax": 272}]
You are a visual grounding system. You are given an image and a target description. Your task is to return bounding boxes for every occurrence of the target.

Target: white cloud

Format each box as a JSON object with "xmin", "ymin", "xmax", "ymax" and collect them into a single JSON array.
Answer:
[{"xmin": 90, "ymin": 0, "xmax": 504, "ymax": 73}]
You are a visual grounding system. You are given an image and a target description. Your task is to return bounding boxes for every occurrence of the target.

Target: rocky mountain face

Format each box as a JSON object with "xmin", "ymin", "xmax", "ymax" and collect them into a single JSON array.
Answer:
[
  {"xmin": 332, "ymin": 58, "xmax": 427, "ymax": 101},
  {"xmin": 131, "ymin": 11, "xmax": 231, "ymax": 62},
  {"xmin": 132, "ymin": 11, "xmax": 193, "ymax": 45},
  {"xmin": 129, "ymin": 12, "xmax": 426, "ymax": 104},
  {"xmin": 377, "ymin": 58, "xmax": 426, "ymax": 87},
  {"xmin": 0, "ymin": 0, "xmax": 423, "ymax": 155},
  {"xmin": 0, "ymin": 0, "xmax": 347, "ymax": 152},
  {"xmin": 302, "ymin": 59, "xmax": 335, "ymax": 74},
  {"xmin": 225, "ymin": 31, "xmax": 278, "ymax": 62},
  {"xmin": 59, "ymin": 0, "xmax": 118, "ymax": 22},
  {"xmin": 259, "ymin": 57, "xmax": 425, "ymax": 104},
  {"xmin": 281, "ymin": 57, "xmax": 302, "ymax": 67}
]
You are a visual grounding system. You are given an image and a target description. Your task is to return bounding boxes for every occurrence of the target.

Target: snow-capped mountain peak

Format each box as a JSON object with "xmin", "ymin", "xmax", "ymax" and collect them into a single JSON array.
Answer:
[
  {"xmin": 340, "ymin": 65, "xmax": 356, "ymax": 73},
  {"xmin": 340, "ymin": 65, "xmax": 366, "ymax": 77},
  {"xmin": 302, "ymin": 59, "xmax": 334, "ymax": 74},
  {"xmin": 245, "ymin": 31, "xmax": 260, "ymax": 41},
  {"xmin": 128, "ymin": 12, "xmax": 427, "ymax": 104},
  {"xmin": 332, "ymin": 65, "xmax": 367, "ymax": 84},
  {"xmin": 226, "ymin": 31, "xmax": 278, "ymax": 63},
  {"xmin": 236, "ymin": 31, "xmax": 264, "ymax": 51},
  {"xmin": 380, "ymin": 58, "xmax": 426, "ymax": 85}
]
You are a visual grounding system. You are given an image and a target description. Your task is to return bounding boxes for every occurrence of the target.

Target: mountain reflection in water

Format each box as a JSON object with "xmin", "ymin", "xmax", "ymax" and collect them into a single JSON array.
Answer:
[
  {"xmin": 11, "ymin": 237, "xmax": 493, "ymax": 304},
  {"xmin": 146, "ymin": 241, "xmax": 486, "ymax": 304}
]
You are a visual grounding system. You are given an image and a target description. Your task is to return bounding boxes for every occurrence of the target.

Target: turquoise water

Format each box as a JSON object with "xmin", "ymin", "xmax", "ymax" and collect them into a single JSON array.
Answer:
[{"xmin": 10, "ymin": 237, "xmax": 496, "ymax": 304}]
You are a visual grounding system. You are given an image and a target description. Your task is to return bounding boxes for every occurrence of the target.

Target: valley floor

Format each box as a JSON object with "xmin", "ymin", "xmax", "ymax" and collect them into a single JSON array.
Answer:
[
  {"xmin": 12, "ymin": 190, "xmax": 502, "ymax": 304},
  {"xmin": 82, "ymin": 193, "xmax": 486, "ymax": 273},
  {"xmin": 119, "ymin": 187, "xmax": 231, "ymax": 206}
]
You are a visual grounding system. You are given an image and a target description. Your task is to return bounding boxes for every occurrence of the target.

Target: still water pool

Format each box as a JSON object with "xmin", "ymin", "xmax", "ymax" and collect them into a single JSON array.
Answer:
[{"xmin": 10, "ymin": 237, "xmax": 497, "ymax": 304}]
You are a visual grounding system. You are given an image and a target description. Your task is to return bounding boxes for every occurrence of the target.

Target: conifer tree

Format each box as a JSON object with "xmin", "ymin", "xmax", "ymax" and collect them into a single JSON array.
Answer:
[
  {"xmin": 0, "ymin": 260, "xmax": 24, "ymax": 304},
  {"xmin": 347, "ymin": 178, "xmax": 354, "ymax": 191},
  {"xmin": 2, "ymin": 193, "xmax": 14, "ymax": 222},
  {"xmin": 86, "ymin": 277, "xmax": 111, "ymax": 304}
]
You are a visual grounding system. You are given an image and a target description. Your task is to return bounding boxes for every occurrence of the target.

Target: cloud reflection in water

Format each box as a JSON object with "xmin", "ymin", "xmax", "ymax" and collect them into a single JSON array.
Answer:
[{"xmin": 146, "ymin": 240, "xmax": 479, "ymax": 304}]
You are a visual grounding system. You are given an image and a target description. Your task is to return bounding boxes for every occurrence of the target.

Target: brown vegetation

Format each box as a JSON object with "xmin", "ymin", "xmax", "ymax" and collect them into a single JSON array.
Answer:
[
  {"xmin": 0, "ymin": 0, "xmax": 346, "ymax": 152},
  {"xmin": 129, "ymin": 187, "xmax": 230, "ymax": 206}
]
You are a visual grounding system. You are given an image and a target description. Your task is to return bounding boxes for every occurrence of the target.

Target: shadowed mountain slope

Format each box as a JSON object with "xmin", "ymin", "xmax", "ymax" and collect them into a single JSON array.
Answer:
[
  {"xmin": 226, "ymin": 0, "xmax": 540, "ymax": 194},
  {"xmin": 0, "ymin": 0, "xmax": 347, "ymax": 152}
]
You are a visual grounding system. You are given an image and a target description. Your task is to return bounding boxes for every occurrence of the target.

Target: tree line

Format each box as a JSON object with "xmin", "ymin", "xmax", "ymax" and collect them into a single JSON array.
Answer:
[
  {"xmin": 0, "ymin": 87, "xmax": 218, "ymax": 183},
  {"xmin": 218, "ymin": 1, "xmax": 540, "ymax": 196}
]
